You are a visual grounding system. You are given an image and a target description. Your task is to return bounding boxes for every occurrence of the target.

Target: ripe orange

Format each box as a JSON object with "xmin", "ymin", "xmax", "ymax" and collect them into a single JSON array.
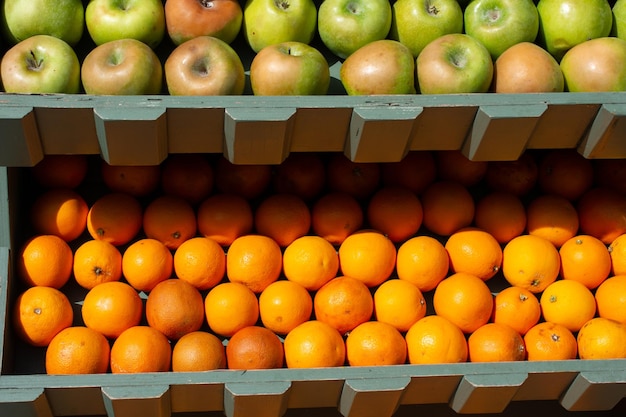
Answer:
[
  {"xmin": 420, "ymin": 180, "xmax": 475, "ymax": 237},
  {"xmin": 577, "ymin": 317, "xmax": 626, "ymax": 359},
  {"xmin": 539, "ymin": 279, "xmax": 597, "ymax": 333},
  {"xmin": 524, "ymin": 321, "xmax": 578, "ymax": 361},
  {"xmin": 226, "ymin": 234, "xmax": 282, "ymax": 293},
  {"xmin": 32, "ymin": 154, "xmax": 88, "ymax": 189},
  {"xmin": 282, "ymin": 235, "xmax": 339, "ymax": 291},
  {"xmin": 609, "ymin": 234, "xmax": 626, "ymax": 276},
  {"xmin": 172, "ymin": 331, "xmax": 226, "ymax": 372},
  {"xmin": 259, "ymin": 280, "xmax": 313, "ymax": 335},
  {"xmin": 254, "ymin": 193, "xmax": 311, "ymax": 247},
  {"xmin": 559, "ymin": 234, "xmax": 611, "ymax": 289},
  {"xmin": 467, "ymin": 322, "xmax": 526, "ymax": 362},
  {"xmin": 271, "ymin": 152, "xmax": 326, "ymax": 201},
  {"xmin": 30, "ymin": 188, "xmax": 88, "ymax": 242},
  {"xmin": 396, "ymin": 235, "xmax": 449, "ymax": 292},
  {"xmin": 214, "ymin": 157, "xmax": 271, "ymax": 200},
  {"xmin": 110, "ymin": 326, "xmax": 172, "ymax": 373},
  {"xmin": 405, "ymin": 315, "xmax": 468, "ymax": 364},
  {"xmin": 502, "ymin": 234, "xmax": 560, "ymax": 293},
  {"xmin": 17, "ymin": 234, "xmax": 73, "ymax": 288},
  {"xmin": 595, "ymin": 275, "xmax": 626, "ymax": 324},
  {"xmin": 526, "ymin": 194, "xmax": 579, "ymax": 248},
  {"xmin": 313, "ymin": 276, "xmax": 374, "ymax": 336},
  {"xmin": 196, "ymin": 193, "xmax": 254, "ymax": 246},
  {"xmin": 432, "ymin": 272, "xmax": 494, "ymax": 334},
  {"xmin": 101, "ymin": 162, "xmax": 161, "ymax": 197},
  {"xmin": 204, "ymin": 282, "xmax": 259, "ymax": 337},
  {"xmin": 160, "ymin": 153, "xmax": 214, "ymax": 204},
  {"xmin": 173, "ymin": 236, "xmax": 226, "ymax": 291},
  {"xmin": 492, "ymin": 286, "xmax": 541, "ymax": 335},
  {"xmin": 577, "ymin": 187, "xmax": 626, "ymax": 245},
  {"xmin": 484, "ymin": 151, "xmax": 539, "ymax": 197},
  {"xmin": 86, "ymin": 192, "xmax": 143, "ymax": 246},
  {"xmin": 373, "ymin": 279, "xmax": 427, "ymax": 333},
  {"xmin": 380, "ymin": 151, "xmax": 436, "ymax": 195},
  {"xmin": 13, "ymin": 286, "xmax": 73, "ymax": 347},
  {"xmin": 122, "ymin": 238, "xmax": 173, "ymax": 292},
  {"xmin": 143, "ymin": 194, "xmax": 197, "ymax": 250},
  {"xmin": 81, "ymin": 281, "xmax": 143, "ymax": 339},
  {"xmin": 474, "ymin": 191, "xmax": 527, "ymax": 244},
  {"xmin": 445, "ymin": 227, "xmax": 503, "ymax": 281},
  {"xmin": 338, "ymin": 230, "xmax": 396, "ymax": 288},
  {"xmin": 537, "ymin": 149, "xmax": 594, "ymax": 202},
  {"xmin": 45, "ymin": 326, "xmax": 110, "ymax": 374},
  {"xmin": 366, "ymin": 186, "xmax": 423, "ymax": 243},
  {"xmin": 435, "ymin": 150, "xmax": 488, "ymax": 187},
  {"xmin": 311, "ymin": 191, "xmax": 364, "ymax": 245},
  {"xmin": 284, "ymin": 320, "xmax": 346, "ymax": 368},
  {"xmin": 345, "ymin": 321, "xmax": 407, "ymax": 366},
  {"xmin": 226, "ymin": 326, "xmax": 284, "ymax": 370},
  {"xmin": 73, "ymin": 239, "xmax": 123, "ymax": 290},
  {"xmin": 326, "ymin": 153, "xmax": 381, "ymax": 201}
]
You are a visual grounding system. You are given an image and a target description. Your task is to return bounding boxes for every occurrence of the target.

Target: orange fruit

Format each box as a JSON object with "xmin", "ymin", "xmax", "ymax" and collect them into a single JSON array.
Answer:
[
  {"xmin": 492, "ymin": 286, "xmax": 541, "ymax": 335},
  {"xmin": 122, "ymin": 238, "xmax": 173, "ymax": 292},
  {"xmin": 282, "ymin": 235, "xmax": 339, "ymax": 291},
  {"xmin": 474, "ymin": 191, "xmax": 527, "ymax": 244},
  {"xmin": 214, "ymin": 157, "xmax": 271, "ymax": 200},
  {"xmin": 143, "ymin": 194, "xmax": 197, "ymax": 250},
  {"xmin": 577, "ymin": 317, "xmax": 626, "ymax": 359},
  {"xmin": 204, "ymin": 282, "xmax": 259, "ymax": 337},
  {"xmin": 405, "ymin": 315, "xmax": 468, "ymax": 364},
  {"xmin": 445, "ymin": 227, "xmax": 503, "ymax": 281},
  {"xmin": 173, "ymin": 236, "xmax": 226, "ymax": 291},
  {"xmin": 380, "ymin": 151, "xmax": 436, "ymax": 195},
  {"xmin": 226, "ymin": 326, "xmax": 284, "ymax": 370},
  {"xmin": 435, "ymin": 150, "xmax": 488, "ymax": 187},
  {"xmin": 313, "ymin": 276, "xmax": 374, "ymax": 336},
  {"xmin": 32, "ymin": 154, "xmax": 88, "ymax": 189},
  {"xmin": 196, "ymin": 193, "xmax": 254, "ymax": 246},
  {"xmin": 345, "ymin": 321, "xmax": 407, "ymax": 366},
  {"xmin": 537, "ymin": 149, "xmax": 594, "ymax": 202},
  {"xmin": 338, "ymin": 230, "xmax": 396, "ymax": 288},
  {"xmin": 172, "ymin": 331, "xmax": 226, "ymax": 372},
  {"xmin": 595, "ymin": 275, "xmax": 626, "ymax": 324},
  {"xmin": 101, "ymin": 162, "xmax": 161, "ymax": 197},
  {"xmin": 30, "ymin": 188, "xmax": 88, "ymax": 242},
  {"xmin": 526, "ymin": 194, "xmax": 579, "ymax": 248},
  {"xmin": 609, "ymin": 234, "xmax": 626, "ymax": 276},
  {"xmin": 73, "ymin": 239, "xmax": 123, "ymax": 290},
  {"xmin": 432, "ymin": 272, "xmax": 493, "ymax": 334},
  {"xmin": 366, "ymin": 186, "xmax": 423, "ymax": 243},
  {"xmin": 539, "ymin": 279, "xmax": 597, "ymax": 333},
  {"xmin": 13, "ymin": 286, "xmax": 73, "ymax": 347},
  {"xmin": 45, "ymin": 326, "xmax": 110, "ymax": 374},
  {"xmin": 259, "ymin": 280, "xmax": 313, "ymax": 335},
  {"xmin": 81, "ymin": 281, "xmax": 143, "ymax": 339},
  {"xmin": 577, "ymin": 187, "xmax": 626, "ymax": 245},
  {"xmin": 373, "ymin": 279, "xmax": 427, "ymax": 333},
  {"xmin": 311, "ymin": 191, "xmax": 364, "ymax": 245},
  {"xmin": 396, "ymin": 235, "xmax": 449, "ymax": 292},
  {"xmin": 467, "ymin": 322, "xmax": 526, "ymax": 362},
  {"xmin": 523, "ymin": 321, "xmax": 578, "ymax": 361},
  {"xmin": 326, "ymin": 153, "xmax": 381, "ymax": 201},
  {"xmin": 283, "ymin": 320, "xmax": 346, "ymax": 368},
  {"xmin": 110, "ymin": 326, "xmax": 172, "ymax": 373},
  {"xmin": 271, "ymin": 152, "xmax": 326, "ymax": 202},
  {"xmin": 593, "ymin": 158, "xmax": 626, "ymax": 195},
  {"xmin": 17, "ymin": 234, "xmax": 73, "ymax": 288},
  {"xmin": 484, "ymin": 151, "xmax": 539, "ymax": 197},
  {"xmin": 502, "ymin": 234, "xmax": 560, "ymax": 293},
  {"xmin": 226, "ymin": 234, "xmax": 282, "ymax": 293},
  {"xmin": 160, "ymin": 153, "xmax": 214, "ymax": 205},
  {"xmin": 254, "ymin": 193, "xmax": 311, "ymax": 247},
  {"xmin": 86, "ymin": 192, "xmax": 143, "ymax": 246},
  {"xmin": 420, "ymin": 180, "xmax": 475, "ymax": 237},
  {"xmin": 559, "ymin": 234, "xmax": 611, "ymax": 289}
]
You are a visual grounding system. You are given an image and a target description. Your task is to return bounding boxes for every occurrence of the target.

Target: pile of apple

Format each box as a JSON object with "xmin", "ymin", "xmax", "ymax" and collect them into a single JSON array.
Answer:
[{"xmin": 1, "ymin": 0, "xmax": 625, "ymax": 96}]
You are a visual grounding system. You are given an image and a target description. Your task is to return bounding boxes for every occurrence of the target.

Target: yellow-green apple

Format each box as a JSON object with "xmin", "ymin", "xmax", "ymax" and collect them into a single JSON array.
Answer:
[
  {"xmin": 464, "ymin": 0, "xmax": 539, "ymax": 60},
  {"xmin": 318, "ymin": 0, "xmax": 392, "ymax": 59},
  {"xmin": 416, "ymin": 33, "xmax": 493, "ymax": 94},
  {"xmin": 537, "ymin": 0, "xmax": 612, "ymax": 61},
  {"xmin": 165, "ymin": 36, "xmax": 245, "ymax": 95},
  {"xmin": 492, "ymin": 42, "xmax": 564, "ymax": 93},
  {"xmin": 81, "ymin": 38, "xmax": 163, "ymax": 95},
  {"xmin": 85, "ymin": 0, "xmax": 165, "ymax": 49},
  {"xmin": 250, "ymin": 41, "xmax": 330, "ymax": 95},
  {"xmin": 390, "ymin": 0, "xmax": 463, "ymax": 58},
  {"xmin": 165, "ymin": 0, "xmax": 243, "ymax": 46},
  {"xmin": 340, "ymin": 39, "xmax": 416, "ymax": 95},
  {"xmin": 560, "ymin": 37, "xmax": 626, "ymax": 92},
  {"xmin": 242, "ymin": 0, "xmax": 317, "ymax": 53},
  {"xmin": 0, "ymin": 34, "xmax": 80, "ymax": 93},
  {"xmin": 612, "ymin": 0, "xmax": 626, "ymax": 40},
  {"xmin": 1, "ymin": 0, "xmax": 84, "ymax": 46}
]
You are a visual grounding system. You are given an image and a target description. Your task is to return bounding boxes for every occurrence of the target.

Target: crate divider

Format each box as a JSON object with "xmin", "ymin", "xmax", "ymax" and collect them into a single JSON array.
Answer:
[
  {"xmin": 449, "ymin": 372, "xmax": 528, "ymax": 414},
  {"xmin": 511, "ymin": 370, "xmax": 578, "ymax": 402},
  {"xmin": 579, "ymin": 103, "xmax": 626, "ymax": 159},
  {"xmin": 102, "ymin": 384, "xmax": 170, "ymax": 417},
  {"xmin": 339, "ymin": 376, "xmax": 411, "ymax": 417},
  {"xmin": 166, "ymin": 107, "xmax": 226, "ymax": 154},
  {"xmin": 170, "ymin": 382, "xmax": 225, "ymax": 413},
  {"xmin": 0, "ymin": 107, "xmax": 42, "ymax": 167},
  {"xmin": 223, "ymin": 380, "xmax": 291, "ymax": 417},
  {"xmin": 526, "ymin": 103, "xmax": 600, "ymax": 150},
  {"xmin": 559, "ymin": 369, "xmax": 626, "ymax": 412},
  {"xmin": 290, "ymin": 107, "xmax": 352, "ymax": 153},
  {"xmin": 0, "ymin": 387, "xmax": 51, "ymax": 417},
  {"xmin": 34, "ymin": 107, "xmax": 101, "ymax": 156}
]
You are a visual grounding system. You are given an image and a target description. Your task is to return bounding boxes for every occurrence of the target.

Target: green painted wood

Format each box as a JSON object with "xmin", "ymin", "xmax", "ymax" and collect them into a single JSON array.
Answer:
[
  {"xmin": 0, "ymin": 107, "xmax": 42, "ymax": 167},
  {"xmin": 560, "ymin": 370, "xmax": 626, "ymax": 411},
  {"xmin": 408, "ymin": 106, "xmax": 477, "ymax": 151},
  {"xmin": 46, "ymin": 386, "xmax": 108, "ymax": 416},
  {"xmin": 102, "ymin": 385, "xmax": 170, "ymax": 417},
  {"xmin": 449, "ymin": 372, "xmax": 527, "ymax": 414},
  {"xmin": 527, "ymin": 103, "xmax": 600, "ymax": 150},
  {"xmin": 579, "ymin": 104, "xmax": 626, "ymax": 158},
  {"xmin": 223, "ymin": 381, "xmax": 291, "ymax": 417},
  {"xmin": 0, "ymin": 388, "xmax": 52, "ymax": 417},
  {"xmin": 166, "ymin": 107, "xmax": 225, "ymax": 154},
  {"xmin": 33, "ymin": 108, "xmax": 100, "ymax": 155},
  {"xmin": 170, "ymin": 383, "xmax": 225, "ymax": 413},
  {"xmin": 290, "ymin": 107, "xmax": 352, "ymax": 153},
  {"xmin": 400, "ymin": 375, "xmax": 463, "ymax": 405},
  {"xmin": 339, "ymin": 377, "xmax": 411, "ymax": 417}
]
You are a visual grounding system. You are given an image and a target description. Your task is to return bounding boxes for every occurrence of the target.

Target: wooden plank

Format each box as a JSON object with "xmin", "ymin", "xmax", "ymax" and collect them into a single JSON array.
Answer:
[
  {"xmin": 449, "ymin": 373, "xmax": 527, "ymax": 414},
  {"xmin": 102, "ymin": 385, "xmax": 171, "ymax": 417},
  {"xmin": 579, "ymin": 104, "xmax": 626, "ymax": 158},
  {"xmin": 560, "ymin": 370, "xmax": 626, "ymax": 411},
  {"xmin": 223, "ymin": 381, "xmax": 291, "ymax": 417},
  {"xmin": 0, "ymin": 107, "xmax": 42, "ymax": 167},
  {"xmin": 34, "ymin": 108, "xmax": 100, "ymax": 155},
  {"xmin": 166, "ymin": 107, "xmax": 224, "ymax": 154},
  {"xmin": 339, "ymin": 377, "xmax": 411, "ymax": 417},
  {"xmin": 0, "ymin": 388, "xmax": 53, "ymax": 417}
]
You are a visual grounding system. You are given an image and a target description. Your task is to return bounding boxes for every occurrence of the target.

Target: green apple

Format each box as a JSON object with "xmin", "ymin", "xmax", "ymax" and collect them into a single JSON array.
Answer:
[
  {"xmin": 1, "ymin": 0, "xmax": 84, "ymax": 46},
  {"xmin": 417, "ymin": 33, "xmax": 493, "ymax": 94},
  {"xmin": 242, "ymin": 0, "xmax": 317, "ymax": 53},
  {"xmin": 464, "ymin": 0, "xmax": 539, "ymax": 60},
  {"xmin": 340, "ymin": 39, "xmax": 416, "ymax": 95},
  {"xmin": 165, "ymin": 0, "xmax": 243, "ymax": 46},
  {"xmin": 318, "ymin": 0, "xmax": 392, "ymax": 59},
  {"xmin": 537, "ymin": 0, "xmax": 613, "ymax": 61},
  {"xmin": 612, "ymin": 0, "xmax": 626, "ymax": 40},
  {"xmin": 0, "ymin": 34, "xmax": 80, "ymax": 93},
  {"xmin": 560, "ymin": 37, "xmax": 626, "ymax": 92},
  {"xmin": 85, "ymin": 0, "xmax": 166, "ymax": 49},
  {"xmin": 390, "ymin": 0, "xmax": 463, "ymax": 59}
]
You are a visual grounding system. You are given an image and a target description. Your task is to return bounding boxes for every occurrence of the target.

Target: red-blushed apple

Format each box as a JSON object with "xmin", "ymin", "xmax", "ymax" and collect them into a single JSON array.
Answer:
[
  {"xmin": 0, "ymin": 34, "xmax": 80, "ymax": 93},
  {"xmin": 416, "ymin": 33, "xmax": 493, "ymax": 94},
  {"xmin": 340, "ymin": 39, "xmax": 416, "ymax": 95},
  {"xmin": 492, "ymin": 42, "xmax": 564, "ymax": 93},
  {"xmin": 81, "ymin": 38, "xmax": 163, "ymax": 95},
  {"xmin": 560, "ymin": 37, "xmax": 626, "ymax": 92},
  {"xmin": 165, "ymin": 36, "xmax": 245, "ymax": 95},
  {"xmin": 165, "ymin": 0, "xmax": 243, "ymax": 46},
  {"xmin": 250, "ymin": 41, "xmax": 330, "ymax": 95}
]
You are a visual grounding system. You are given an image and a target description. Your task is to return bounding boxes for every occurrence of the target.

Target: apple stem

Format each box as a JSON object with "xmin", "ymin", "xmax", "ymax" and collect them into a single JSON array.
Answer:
[
  {"xmin": 275, "ymin": 0, "xmax": 290, "ymax": 11},
  {"xmin": 27, "ymin": 50, "xmax": 43, "ymax": 71},
  {"xmin": 427, "ymin": 4, "xmax": 440, "ymax": 16}
]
